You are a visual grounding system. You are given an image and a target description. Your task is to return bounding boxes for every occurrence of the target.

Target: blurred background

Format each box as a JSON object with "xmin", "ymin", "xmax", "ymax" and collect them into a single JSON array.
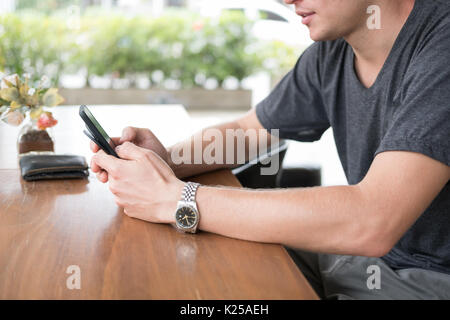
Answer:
[{"xmin": 0, "ymin": 0, "xmax": 347, "ymax": 186}]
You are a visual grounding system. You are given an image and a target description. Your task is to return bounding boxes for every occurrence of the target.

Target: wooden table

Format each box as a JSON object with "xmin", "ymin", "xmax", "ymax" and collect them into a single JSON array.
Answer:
[{"xmin": 0, "ymin": 105, "xmax": 317, "ymax": 299}]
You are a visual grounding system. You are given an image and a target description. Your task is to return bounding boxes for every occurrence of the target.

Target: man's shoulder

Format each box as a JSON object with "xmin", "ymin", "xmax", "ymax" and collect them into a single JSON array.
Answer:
[
  {"xmin": 409, "ymin": 0, "xmax": 450, "ymax": 59},
  {"xmin": 433, "ymin": 0, "xmax": 450, "ymax": 11},
  {"xmin": 416, "ymin": 0, "xmax": 450, "ymax": 32}
]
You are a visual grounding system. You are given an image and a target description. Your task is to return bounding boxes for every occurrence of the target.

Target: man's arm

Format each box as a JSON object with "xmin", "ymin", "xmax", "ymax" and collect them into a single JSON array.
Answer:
[
  {"xmin": 92, "ymin": 129, "xmax": 448, "ymax": 257},
  {"xmin": 178, "ymin": 151, "xmax": 448, "ymax": 257},
  {"xmin": 167, "ymin": 108, "xmax": 273, "ymax": 178}
]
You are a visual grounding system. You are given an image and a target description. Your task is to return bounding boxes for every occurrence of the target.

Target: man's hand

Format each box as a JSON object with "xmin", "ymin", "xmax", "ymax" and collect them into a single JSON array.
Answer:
[
  {"xmin": 91, "ymin": 141, "xmax": 184, "ymax": 223},
  {"xmin": 90, "ymin": 126, "xmax": 168, "ymax": 183}
]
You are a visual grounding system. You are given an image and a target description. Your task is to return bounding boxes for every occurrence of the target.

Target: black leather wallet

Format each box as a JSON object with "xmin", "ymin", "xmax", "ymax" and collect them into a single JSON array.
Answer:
[{"xmin": 19, "ymin": 154, "xmax": 89, "ymax": 181}]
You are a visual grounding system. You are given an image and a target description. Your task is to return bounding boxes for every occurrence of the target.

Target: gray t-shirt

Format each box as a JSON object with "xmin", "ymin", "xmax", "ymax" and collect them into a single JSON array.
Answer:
[{"xmin": 256, "ymin": 0, "xmax": 450, "ymax": 274}]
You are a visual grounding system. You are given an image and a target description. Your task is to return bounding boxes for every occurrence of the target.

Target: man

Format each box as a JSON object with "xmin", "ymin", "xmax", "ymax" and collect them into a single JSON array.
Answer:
[{"xmin": 90, "ymin": 0, "xmax": 450, "ymax": 299}]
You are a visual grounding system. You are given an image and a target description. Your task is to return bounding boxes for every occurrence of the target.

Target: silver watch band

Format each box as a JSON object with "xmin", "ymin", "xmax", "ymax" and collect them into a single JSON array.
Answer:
[{"xmin": 181, "ymin": 182, "xmax": 200, "ymax": 202}]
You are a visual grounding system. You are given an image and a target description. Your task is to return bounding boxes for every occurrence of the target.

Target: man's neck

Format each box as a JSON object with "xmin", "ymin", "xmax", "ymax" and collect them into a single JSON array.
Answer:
[{"xmin": 345, "ymin": 0, "xmax": 416, "ymax": 68}]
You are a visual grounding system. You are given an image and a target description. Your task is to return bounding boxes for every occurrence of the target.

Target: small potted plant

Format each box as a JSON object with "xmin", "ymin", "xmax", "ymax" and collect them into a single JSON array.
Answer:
[{"xmin": 0, "ymin": 74, "xmax": 64, "ymax": 156}]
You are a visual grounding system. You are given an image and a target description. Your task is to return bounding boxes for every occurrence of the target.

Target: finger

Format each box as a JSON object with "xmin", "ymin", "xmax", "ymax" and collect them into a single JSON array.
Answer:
[
  {"xmin": 92, "ymin": 150, "xmax": 120, "ymax": 173},
  {"xmin": 120, "ymin": 127, "xmax": 137, "ymax": 144},
  {"xmin": 96, "ymin": 170, "xmax": 108, "ymax": 183},
  {"xmin": 90, "ymin": 140, "xmax": 100, "ymax": 153},
  {"xmin": 100, "ymin": 170, "xmax": 108, "ymax": 183},
  {"xmin": 111, "ymin": 137, "xmax": 121, "ymax": 146},
  {"xmin": 90, "ymin": 157, "xmax": 101, "ymax": 173},
  {"xmin": 115, "ymin": 141, "xmax": 146, "ymax": 161},
  {"xmin": 91, "ymin": 138, "xmax": 121, "ymax": 154}
]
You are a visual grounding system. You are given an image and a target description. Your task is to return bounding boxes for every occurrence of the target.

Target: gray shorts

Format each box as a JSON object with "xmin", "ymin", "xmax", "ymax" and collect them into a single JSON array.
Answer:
[{"xmin": 286, "ymin": 248, "xmax": 450, "ymax": 300}]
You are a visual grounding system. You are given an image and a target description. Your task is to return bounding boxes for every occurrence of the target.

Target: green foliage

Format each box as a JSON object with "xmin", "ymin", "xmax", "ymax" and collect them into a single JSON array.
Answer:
[
  {"xmin": 76, "ymin": 15, "xmax": 154, "ymax": 78},
  {"xmin": 0, "ymin": 14, "xmax": 76, "ymax": 86},
  {"xmin": 193, "ymin": 11, "xmax": 263, "ymax": 86},
  {"xmin": 262, "ymin": 40, "xmax": 305, "ymax": 80},
  {"xmin": 0, "ymin": 10, "xmax": 302, "ymax": 89},
  {"xmin": 0, "ymin": 15, "xmax": 27, "ymax": 77},
  {"xmin": 16, "ymin": 0, "xmax": 77, "ymax": 14}
]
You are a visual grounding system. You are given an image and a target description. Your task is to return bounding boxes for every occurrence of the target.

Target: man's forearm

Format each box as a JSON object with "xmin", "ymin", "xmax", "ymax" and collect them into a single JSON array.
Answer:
[
  {"xmin": 191, "ymin": 184, "xmax": 391, "ymax": 258},
  {"xmin": 167, "ymin": 119, "xmax": 273, "ymax": 179},
  {"xmin": 166, "ymin": 121, "xmax": 240, "ymax": 178},
  {"xmin": 173, "ymin": 151, "xmax": 449, "ymax": 259}
]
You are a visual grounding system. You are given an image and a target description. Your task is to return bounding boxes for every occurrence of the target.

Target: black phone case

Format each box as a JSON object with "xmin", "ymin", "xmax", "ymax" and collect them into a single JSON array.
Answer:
[
  {"xmin": 79, "ymin": 105, "xmax": 119, "ymax": 158},
  {"xmin": 83, "ymin": 129, "xmax": 111, "ymax": 154}
]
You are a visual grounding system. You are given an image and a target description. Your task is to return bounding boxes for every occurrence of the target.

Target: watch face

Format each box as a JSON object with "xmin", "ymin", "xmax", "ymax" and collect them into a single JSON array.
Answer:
[{"xmin": 176, "ymin": 206, "xmax": 198, "ymax": 229}]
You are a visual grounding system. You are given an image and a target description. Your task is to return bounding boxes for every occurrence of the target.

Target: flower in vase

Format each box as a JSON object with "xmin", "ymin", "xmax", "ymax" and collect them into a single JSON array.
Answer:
[
  {"xmin": 1, "ymin": 74, "xmax": 18, "ymax": 89},
  {"xmin": 4, "ymin": 110, "xmax": 25, "ymax": 126},
  {"xmin": 37, "ymin": 112, "xmax": 58, "ymax": 130},
  {"xmin": 0, "ymin": 74, "xmax": 64, "ymax": 129}
]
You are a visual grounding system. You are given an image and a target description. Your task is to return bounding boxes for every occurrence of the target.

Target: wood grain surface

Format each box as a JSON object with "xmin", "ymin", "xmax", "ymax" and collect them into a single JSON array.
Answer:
[{"xmin": 0, "ymin": 105, "xmax": 318, "ymax": 299}]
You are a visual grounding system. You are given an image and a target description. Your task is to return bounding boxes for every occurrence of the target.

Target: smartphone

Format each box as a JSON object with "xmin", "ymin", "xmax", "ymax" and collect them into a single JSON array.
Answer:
[{"xmin": 79, "ymin": 105, "xmax": 119, "ymax": 158}]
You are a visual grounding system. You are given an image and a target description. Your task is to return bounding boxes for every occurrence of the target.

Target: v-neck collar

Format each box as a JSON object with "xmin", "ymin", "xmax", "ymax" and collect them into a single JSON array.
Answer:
[{"xmin": 347, "ymin": 0, "xmax": 421, "ymax": 96}]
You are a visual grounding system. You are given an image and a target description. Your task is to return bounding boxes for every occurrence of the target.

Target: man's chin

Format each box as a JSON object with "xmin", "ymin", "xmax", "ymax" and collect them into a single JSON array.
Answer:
[
  {"xmin": 309, "ymin": 32, "xmax": 325, "ymax": 42},
  {"xmin": 309, "ymin": 28, "xmax": 341, "ymax": 42}
]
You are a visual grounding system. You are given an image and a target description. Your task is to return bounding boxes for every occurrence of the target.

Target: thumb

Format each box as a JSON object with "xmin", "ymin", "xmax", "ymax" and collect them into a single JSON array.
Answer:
[
  {"xmin": 115, "ymin": 141, "xmax": 146, "ymax": 161},
  {"xmin": 119, "ymin": 126, "xmax": 137, "ymax": 144}
]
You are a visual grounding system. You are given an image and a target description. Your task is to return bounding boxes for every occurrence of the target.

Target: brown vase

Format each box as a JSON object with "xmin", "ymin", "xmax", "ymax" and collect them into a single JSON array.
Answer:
[{"xmin": 17, "ymin": 118, "xmax": 55, "ymax": 156}]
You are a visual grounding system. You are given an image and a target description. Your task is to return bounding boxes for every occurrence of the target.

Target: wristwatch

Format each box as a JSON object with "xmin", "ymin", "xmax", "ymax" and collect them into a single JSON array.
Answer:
[{"xmin": 174, "ymin": 182, "xmax": 201, "ymax": 233}]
